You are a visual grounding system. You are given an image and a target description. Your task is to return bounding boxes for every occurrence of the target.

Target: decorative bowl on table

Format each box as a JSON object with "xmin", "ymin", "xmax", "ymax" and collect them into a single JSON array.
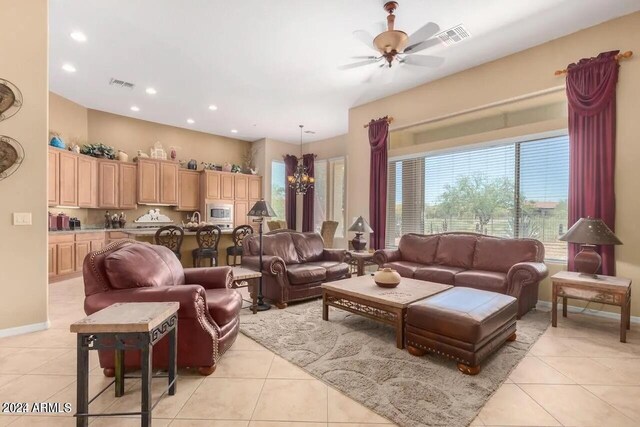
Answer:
[{"xmin": 373, "ymin": 268, "xmax": 401, "ymax": 288}]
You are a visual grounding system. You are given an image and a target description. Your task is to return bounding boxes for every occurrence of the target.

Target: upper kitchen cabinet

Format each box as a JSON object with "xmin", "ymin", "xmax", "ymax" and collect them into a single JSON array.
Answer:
[
  {"xmin": 234, "ymin": 174, "xmax": 248, "ymax": 200},
  {"xmin": 48, "ymin": 148, "xmax": 59, "ymax": 207},
  {"xmin": 136, "ymin": 158, "xmax": 178, "ymax": 206},
  {"xmin": 98, "ymin": 159, "xmax": 119, "ymax": 209},
  {"xmin": 119, "ymin": 163, "xmax": 137, "ymax": 209},
  {"xmin": 248, "ymin": 175, "xmax": 262, "ymax": 200},
  {"xmin": 203, "ymin": 170, "xmax": 221, "ymax": 200},
  {"xmin": 78, "ymin": 156, "xmax": 98, "ymax": 208},
  {"xmin": 220, "ymin": 173, "xmax": 235, "ymax": 200},
  {"xmin": 177, "ymin": 169, "xmax": 200, "ymax": 211},
  {"xmin": 58, "ymin": 151, "xmax": 78, "ymax": 206}
]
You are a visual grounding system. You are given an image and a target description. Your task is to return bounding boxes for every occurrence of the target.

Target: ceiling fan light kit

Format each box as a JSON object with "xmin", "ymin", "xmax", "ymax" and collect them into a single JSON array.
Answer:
[{"xmin": 374, "ymin": 1, "xmax": 409, "ymax": 67}]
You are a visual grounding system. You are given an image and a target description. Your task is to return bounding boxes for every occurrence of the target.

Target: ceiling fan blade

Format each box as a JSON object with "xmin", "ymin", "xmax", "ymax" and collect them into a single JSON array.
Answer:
[
  {"xmin": 403, "ymin": 38, "xmax": 441, "ymax": 54},
  {"xmin": 408, "ymin": 22, "xmax": 440, "ymax": 46},
  {"xmin": 401, "ymin": 55, "xmax": 445, "ymax": 68},
  {"xmin": 339, "ymin": 58, "xmax": 380, "ymax": 70},
  {"xmin": 363, "ymin": 63, "xmax": 387, "ymax": 83},
  {"xmin": 352, "ymin": 30, "xmax": 377, "ymax": 51}
]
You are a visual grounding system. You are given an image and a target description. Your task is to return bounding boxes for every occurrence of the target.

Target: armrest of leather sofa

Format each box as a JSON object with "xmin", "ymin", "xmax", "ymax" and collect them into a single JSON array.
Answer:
[
  {"xmin": 323, "ymin": 248, "xmax": 347, "ymax": 262},
  {"xmin": 506, "ymin": 262, "xmax": 549, "ymax": 297},
  {"xmin": 184, "ymin": 266, "xmax": 233, "ymax": 289},
  {"xmin": 242, "ymin": 255, "xmax": 287, "ymax": 276},
  {"xmin": 373, "ymin": 249, "xmax": 401, "ymax": 266},
  {"xmin": 84, "ymin": 285, "xmax": 210, "ymax": 320}
]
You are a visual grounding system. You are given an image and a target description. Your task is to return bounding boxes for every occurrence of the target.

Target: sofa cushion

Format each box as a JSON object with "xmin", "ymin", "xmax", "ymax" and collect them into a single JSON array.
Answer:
[
  {"xmin": 434, "ymin": 234, "xmax": 478, "ymax": 269},
  {"xmin": 104, "ymin": 244, "xmax": 175, "ymax": 289},
  {"xmin": 307, "ymin": 261, "xmax": 349, "ymax": 281},
  {"xmin": 406, "ymin": 287, "xmax": 517, "ymax": 343},
  {"xmin": 473, "ymin": 236, "xmax": 539, "ymax": 273},
  {"xmin": 383, "ymin": 261, "xmax": 424, "ymax": 278},
  {"xmin": 205, "ymin": 288, "xmax": 242, "ymax": 327},
  {"xmin": 414, "ymin": 265, "xmax": 464, "ymax": 285},
  {"xmin": 286, "ymin": 264, "xmax": 327, "ymax": 285},
  {"xmin": 455, "ymin": 270, "xmax": 508, "ymax": 293},
  {"xmin": 398, "ymin": 234, "xmax": 440, "ymax": 265},
  {"xmin": 290, "ymin": 232, "xmax": 325, "ymax": 262},
  {"xmin": 262, "ymin": 233, "xmax": 300, "ymax": 264}
]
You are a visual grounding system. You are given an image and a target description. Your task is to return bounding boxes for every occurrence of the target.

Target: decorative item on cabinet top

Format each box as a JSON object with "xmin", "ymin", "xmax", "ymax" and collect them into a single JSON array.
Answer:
[
  {"xmin": 49, "ymin": 132, "xmax": 65, "ymax": 149},
  {"xmin": 0, "ymin": 135, "xmax": 24, "ymax": 180},
  {"xmin": 80, "ymin": 142, "xmax": 116, "ymax": 159},
  {"xmin": 0, "ymin": 78, "xmax": 22, "ymax": 121},
  {"xmin": 150, "ymin": 141, "xmax": 167, "ymax": 160}
]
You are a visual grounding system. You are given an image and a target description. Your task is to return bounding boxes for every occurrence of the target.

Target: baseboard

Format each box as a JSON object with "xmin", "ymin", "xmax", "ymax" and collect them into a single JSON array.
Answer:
[
  {"xmin": 536, "ymin": 300, "xmax": 640, "ymax": 325},
  {"xmin": 0, "ymin": 320, "xmax": 50, "ymax": 339}
]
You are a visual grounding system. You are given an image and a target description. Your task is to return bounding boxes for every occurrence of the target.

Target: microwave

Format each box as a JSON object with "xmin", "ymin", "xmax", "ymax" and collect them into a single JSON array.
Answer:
[{"xmin": 206, "ymin": 203, "xmax": 234, "ymax": 227}]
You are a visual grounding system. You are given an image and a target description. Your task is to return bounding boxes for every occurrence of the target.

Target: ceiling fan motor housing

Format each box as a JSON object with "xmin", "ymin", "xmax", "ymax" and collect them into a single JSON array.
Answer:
[{"xmin": 374, "ymin": 1, "xmax": 408, "ymax": 65}]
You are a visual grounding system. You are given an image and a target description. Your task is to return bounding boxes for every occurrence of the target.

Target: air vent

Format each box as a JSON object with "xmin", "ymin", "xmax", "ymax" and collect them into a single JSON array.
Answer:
[
  {"xmin": 436, "ymin": 24, "xmax": 470, "ymax": 45},
  {"xmin": 304, "ymin": 130, "xmax": 316, "ymax": 135},
  {"xmin": 109, "ymin": 78, "xmax": 135, "ymax": 89}
]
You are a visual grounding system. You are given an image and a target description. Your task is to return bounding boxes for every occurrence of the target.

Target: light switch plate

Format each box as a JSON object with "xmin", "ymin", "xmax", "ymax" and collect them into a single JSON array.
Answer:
[{"xmin": 13, "ymin": 212, "xmax": 32, "ymax": 226}]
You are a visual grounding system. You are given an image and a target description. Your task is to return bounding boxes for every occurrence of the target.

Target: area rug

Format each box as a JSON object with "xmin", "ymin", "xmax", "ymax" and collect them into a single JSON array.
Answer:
[{"xmin": 239, "ymin": 300, "xmax": 550, "ymax": 427}]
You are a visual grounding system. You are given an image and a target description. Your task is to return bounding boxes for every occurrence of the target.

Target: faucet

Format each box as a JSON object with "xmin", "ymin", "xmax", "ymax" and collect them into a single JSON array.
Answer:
[{"xmin": 190, "ymin": 211, "xmax": 201, "ymax": 224}]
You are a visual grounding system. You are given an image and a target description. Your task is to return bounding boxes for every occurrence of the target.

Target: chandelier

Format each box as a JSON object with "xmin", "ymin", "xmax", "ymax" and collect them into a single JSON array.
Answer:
[{"xmin": 287, "ymin": 125, "xmax": 315, "ymax": 195}]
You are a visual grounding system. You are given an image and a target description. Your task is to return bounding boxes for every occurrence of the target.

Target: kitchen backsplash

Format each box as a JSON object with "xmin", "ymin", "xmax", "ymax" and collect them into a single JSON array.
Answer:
[{"xmin": 50, "ymin": 206, "xmax": 197, "ymax": 229}]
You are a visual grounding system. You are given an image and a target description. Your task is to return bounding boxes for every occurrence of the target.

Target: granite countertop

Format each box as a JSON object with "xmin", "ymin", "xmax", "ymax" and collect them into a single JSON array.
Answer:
[{"xmin": 49, "ymin": 227, "xmax": 234, "ymax": 236}]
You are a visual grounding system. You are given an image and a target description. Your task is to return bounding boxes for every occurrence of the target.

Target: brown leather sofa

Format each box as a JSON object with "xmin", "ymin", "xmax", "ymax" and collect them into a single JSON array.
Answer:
[
  {"xmin": 83, "ymin": 240, "xmax": 241, "ymax": 376},
  {"xmin": 242, "ymin": 230, "xmax": 349, "ymax": 308},
  {"xmin": 373, "ymin": 232, "xmax": 548, "ymax": 317}
]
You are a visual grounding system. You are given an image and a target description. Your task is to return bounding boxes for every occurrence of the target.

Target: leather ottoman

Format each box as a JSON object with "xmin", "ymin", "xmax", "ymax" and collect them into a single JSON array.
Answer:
[{"xmin": 405, "ymin": 287, "xmax": 517, "ymax": 375}]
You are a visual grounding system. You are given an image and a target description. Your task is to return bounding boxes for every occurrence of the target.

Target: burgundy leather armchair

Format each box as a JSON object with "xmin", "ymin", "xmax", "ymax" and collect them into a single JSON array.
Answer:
[{"xmin": 82, "ymin": 240, "xmax": 242, "ymax": 376}]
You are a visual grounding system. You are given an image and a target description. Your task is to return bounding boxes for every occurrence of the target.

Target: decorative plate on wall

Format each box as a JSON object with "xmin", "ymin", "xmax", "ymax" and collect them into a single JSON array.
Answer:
[
  {"xmin": 0, "ymin": 136, "xmax": 24, "ymax": 180},
  {"xmin": 0, "ymin": 79, "xmax": 23, "ymax": 121}
]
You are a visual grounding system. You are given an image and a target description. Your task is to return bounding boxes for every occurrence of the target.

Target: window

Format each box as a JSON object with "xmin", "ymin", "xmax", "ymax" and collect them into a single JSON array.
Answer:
[
  {"xmin": 313, "ymin": 157, "xmax": 346, "ymax": 237},
  {"xmin": 386, "ymin": 134, "xmax": 569, "ymax": 261},
  {"xmin": 271, "ymin": 161, "xmax": 286, "ymax": 220}
]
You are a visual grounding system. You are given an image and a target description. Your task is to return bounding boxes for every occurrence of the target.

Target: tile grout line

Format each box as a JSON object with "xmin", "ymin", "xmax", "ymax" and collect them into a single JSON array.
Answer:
[
  {"xmin": 513, "ymin": 382, "xmax": 565, "ymax": 427},
  {"xmin": 248, "ymin": 353, "xmax": 275, "ymax": 421},
  {"xmin": 575, "ymin": 382, "xmax": 639, "ymax": 424}
]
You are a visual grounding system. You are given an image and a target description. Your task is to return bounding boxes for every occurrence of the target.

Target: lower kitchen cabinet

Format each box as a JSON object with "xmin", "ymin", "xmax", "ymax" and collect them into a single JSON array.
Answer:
[{"xmin": 49, "ymin": 231, "xmax": 106, "ymax": 282}]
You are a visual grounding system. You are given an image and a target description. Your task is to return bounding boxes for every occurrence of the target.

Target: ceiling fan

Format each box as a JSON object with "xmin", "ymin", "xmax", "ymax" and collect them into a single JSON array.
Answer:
[{"xmin": 340, "ymin": 1, "xmax": 444, "ymax": 70}]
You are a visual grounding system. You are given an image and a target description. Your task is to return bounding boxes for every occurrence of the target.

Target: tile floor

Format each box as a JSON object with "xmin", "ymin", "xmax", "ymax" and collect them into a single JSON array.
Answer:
[{"xmin": 0, "ymin": 277, "xmax": 638, "ymax": 426}]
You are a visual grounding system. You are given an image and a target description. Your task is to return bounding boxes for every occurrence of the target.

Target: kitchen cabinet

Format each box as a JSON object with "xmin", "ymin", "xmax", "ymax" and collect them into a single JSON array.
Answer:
[
  {"xmin": 98, "ymin": 160, "xmax": 119, "ymax": 209},
  {"xmin": 48, "ymin": 243, "xmax": 57, "ymax": 277},
  {"xmin": 234, "ymin": 200, "xmax": 250, "ymax": 228},
  {"xmin": 58, "ymin": 151, "xmax": 78, "ymax": 206},
  {"xmin": 74, "ymin": 241, "xmax": 90, "ymax": 272},
  {"xmin": 48, "ymin": 148, "xmax": 59, "ymax": 207},
  {"xmin": 119, "ymin": 163, "xmax": 137, "ymax": 209},
  {"xmin": 234, "ymin": 174, "xmax": 248, "ymax": 200},
  {"xmin": 177, "ymin": 170, "xmax": 200, "ymax": 211},
  {"xmin": 160, "ymin": 161, "xmax": 179, "ymax": 205},
  {"xmin": 49, "ymin": 231, "xmax": 106, "ymax": 282},
  {"xmin": 203, "ymin": 171, "xmax": 221, "ymax": 199},
  {"xmin": 78, "ymin": 156, "xmax": 98, "ymax": 208},
  {"xmin": 137, "ymin": 158, "xmax": 178, "ymax": 205},
  {"xmin": 56, "ymin": 241, "xmax": 75, "ymax": 276},
  {"xmin": 90, "ymin": 239, "xmax": 105, "ymax": 252},
  {"xmin": 248, "ymin": 176, "xmax": 262, "ymax": 200},
  {"xmin": 221, "ymin": 173, "xmax": 235, "ymax": 200}
]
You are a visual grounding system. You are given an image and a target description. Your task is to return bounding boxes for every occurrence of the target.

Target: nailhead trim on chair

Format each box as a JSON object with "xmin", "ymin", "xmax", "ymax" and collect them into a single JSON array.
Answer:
[{"xmin": 406, "ymin": 340, "xmax": 471, "ymax": 366}]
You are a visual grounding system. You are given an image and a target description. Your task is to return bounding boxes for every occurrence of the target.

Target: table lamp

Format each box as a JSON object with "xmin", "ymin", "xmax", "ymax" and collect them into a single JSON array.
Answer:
[
  {"xmin": 247, "ymin": 199, "xmax": 277, "ymax": 311},
  {"xmin": 348, "ymin": 216, "xmax": 374, "ymax": 252},
  {"xmin": 559, "ymin": 217, "xmax": 622, "ymax": 277}
]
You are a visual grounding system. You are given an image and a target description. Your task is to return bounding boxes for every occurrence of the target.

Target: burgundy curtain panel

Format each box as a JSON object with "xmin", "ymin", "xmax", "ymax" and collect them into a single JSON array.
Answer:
[
  {"xmin": 368, "ymin": 117, "xmax": 390, "ymax": 249},
  {"xmin": 302, "ymin": 153, "xmax": 316, "ymax": 232},
  {"xmin": 566, "ymin": 50, "xmax": 619, "ymax": 275},
  {"xmin": 283, "ymin": 155, "xmax": 298, "ymax": 230}
]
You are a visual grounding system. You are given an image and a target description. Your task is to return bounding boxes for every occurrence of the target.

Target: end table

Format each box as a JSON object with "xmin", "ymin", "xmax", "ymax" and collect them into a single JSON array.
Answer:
[
  {"xmin": 551, "ymin": 271, "xmax": 632, "ymax": 342},
  {"xmin": 347, "ymin": 250, "xmax": 377, "ymax": 276}
]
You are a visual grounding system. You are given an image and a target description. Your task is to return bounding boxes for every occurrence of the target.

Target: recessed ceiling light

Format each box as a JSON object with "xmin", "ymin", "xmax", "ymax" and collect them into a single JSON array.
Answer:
[
  {"xmin": 187, "ymin": 118, "xmax": 195, "ymax": 124},
  {"xmin": 130, "ymin": 106, "xmax": 140, "ymax": 112},
  {"xmin": 70, "ymin": 31, "xmax": 87, "ymax": 42},
  {"xmin": 145, "ymin": 87, "xmax": 157, "ymax": 95},
  {"xmin": 62, "ymin": 63, "xmax": 76, "ymax": 73},
  {"xmin": 230, "ymin": 129, "xmax": 238, "ymax": 133},
  {"xmin": 208, "ymin": 105, "xmax": 218, "ymax": 111}
]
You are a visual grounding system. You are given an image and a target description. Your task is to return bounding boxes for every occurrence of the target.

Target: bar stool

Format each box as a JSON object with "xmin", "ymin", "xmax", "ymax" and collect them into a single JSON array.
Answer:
[
  {"xmin": 154, "ymin": 225, "xmax": 184, "ymax": 260},
  {"xmin": 192, "ymin": 225, "xmax": 221, "ymax": 267},
  {"xmin": 226, "ymin": 225, "xmax": 253, "ymax": 266}
]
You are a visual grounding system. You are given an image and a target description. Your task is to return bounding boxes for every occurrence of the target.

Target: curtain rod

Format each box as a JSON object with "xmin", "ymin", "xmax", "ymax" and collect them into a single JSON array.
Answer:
[
  {"xmin": 554, "ymin": 50, "xmax": 633, "ymax": 76},
  {"xmin": 364, "ymin": 116, "xmax": 394, "ymax": 128}
]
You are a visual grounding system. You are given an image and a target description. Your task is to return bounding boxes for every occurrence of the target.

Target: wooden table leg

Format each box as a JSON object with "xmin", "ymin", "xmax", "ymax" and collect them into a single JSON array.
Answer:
[
  {"xmin": 322, "ymin": 291, "xmax": 329, "ymax": 321},
  {"xmin": 552, "ymin": 285, "xmax": 558, "ymax": 327},
  {"xmin": 395, "ymin": 308, "xmax": 405, "ymax": 349},
  {"xmin": 620, "ymin": 301, "xmax": 628, "ymax": 343},
  {"xmin": 168, "ymin": 324, "xmax": 177, "ymax": 396},
  {"xmin": 357, "ymin": 259, "xmax": 365, "ymax": 276},
  {"xmin": 627, "ymin": 291, "xmax": 632, "ymax": 330},
  {"xmin": 141, "ymin": 337, "xmax": 153, "ymax": 427},
  {"xmin": 562, "ymin": 296, "xmax": 568, "ymax": 318},
  {"xmin": 115, "ymin": 348, "xmax": 125, "ymax": 397},
  {"xmin": 76, "ymin": 334, "xmax": 89, "ymax": 427}
]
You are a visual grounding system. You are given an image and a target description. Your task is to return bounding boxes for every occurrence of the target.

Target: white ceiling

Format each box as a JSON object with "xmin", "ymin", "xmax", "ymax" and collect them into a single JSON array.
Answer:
[{"xmin": 49, "ymin": 0, "xmax": 640, "ymax": 143}]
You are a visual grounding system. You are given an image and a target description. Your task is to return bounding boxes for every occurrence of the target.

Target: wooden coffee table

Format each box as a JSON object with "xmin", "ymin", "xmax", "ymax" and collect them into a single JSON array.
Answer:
[{"xmin": 321, "ymin": 275, "xmax": 452, "ymax": 349}]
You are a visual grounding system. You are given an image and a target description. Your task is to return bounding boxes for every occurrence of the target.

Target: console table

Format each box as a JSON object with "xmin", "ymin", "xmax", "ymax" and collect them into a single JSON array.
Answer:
[
  {"xmin": 70, "ymin": 302, "xmax": 179, "ymax": 427},
  {"xmin": 551, "ymin": 271, "xmax": 632, "ymax": 342}
]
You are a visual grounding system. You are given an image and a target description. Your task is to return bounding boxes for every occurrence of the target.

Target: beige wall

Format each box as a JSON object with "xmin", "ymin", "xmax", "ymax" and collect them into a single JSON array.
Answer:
[
  {"xmin": 0, "ymin": 0, "xmax": 48, "ymax": 332},
  {"xmin": 49, "ymin": 92, "xmax": 88, "ymax": 145},
  {"xmin": 346, "ymin": 12, "xmax": 640, "ymax": 315},
  {"xmin": 302, "ymin": 134, "xmax": 348, "ymax": 160}
]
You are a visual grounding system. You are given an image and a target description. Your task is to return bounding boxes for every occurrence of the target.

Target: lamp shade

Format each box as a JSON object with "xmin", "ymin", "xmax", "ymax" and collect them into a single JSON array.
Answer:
[
  {"xmin": 348, "ymin": 216, "xmax": 374, "ymax": 233},
  {"xmin": 247, "ymin": 199, "xmax": 277, "ymax": 218},
  {"xmin": 559, "ymin": 217, "xmax": 622, "ymax": 245}
]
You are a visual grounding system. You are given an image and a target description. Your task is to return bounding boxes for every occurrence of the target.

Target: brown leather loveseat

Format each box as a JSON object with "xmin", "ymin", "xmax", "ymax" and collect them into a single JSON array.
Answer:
[
  {"xmin": 242, "ymin": 230, "xmax": 349, "ymax": 308},
  {"xmin": 374, "ymin": 232, "xmax": 548, "ymax": 317},
  {"xmin": 83, "ymin": 240, "xmax": 241, "ymax": 376}
]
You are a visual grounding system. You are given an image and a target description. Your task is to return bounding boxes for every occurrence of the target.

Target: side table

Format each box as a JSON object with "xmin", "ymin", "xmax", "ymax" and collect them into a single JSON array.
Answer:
[
  {"xmin": 231, "ymin": 266, "xmax": 262, "ymax": 314},
  {"xmin": 70, "ymin": 302, "xmax": 179, "ymax": 427},
  {"xmin": 347, "ymin": 250, "xmax": 376, "ymax": 276},
  {"xmin": 551, "ymin": 271, "xmax": 632, "ymax": 342}
]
